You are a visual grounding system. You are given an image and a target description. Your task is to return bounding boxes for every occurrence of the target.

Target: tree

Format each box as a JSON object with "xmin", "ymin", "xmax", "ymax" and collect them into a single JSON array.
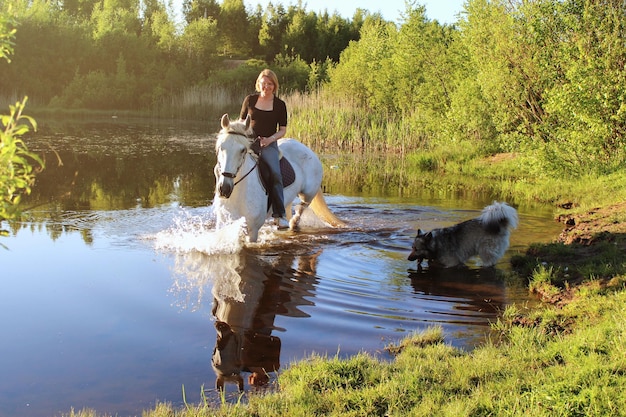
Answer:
[
  {"xmin": 90, "ymin": 0, "xmax": 142, "ymax": 40},
  {"xmin": 315, "ymin": 12, "xmax": 355, "ymax": 62},
  {"xmin": 258, "ymin": 3, "xmax": 288, "ymax": 62},
  {"xmin": 218, "ymin": 0, "xmax": 250, "ymax": 57},
  {"xmin": 328, "ymin": 17, "xmax": 397, "ymax": 110},
  {"xmin": 542, "ymin": 0, "xmax": 626, "ymax": 174},
  {"xmin": 177, "ymin": 16, "xmax": 219, "ymax": 79},
  {"xmin": 183, "ymin": 0, "xmax": 220, "ymax": 24},
  {"xmin": 460, "ymin": 0, "xmax": 547, "ymax": 143},
  {"xmin": 283, "ymin": 7, "xmax": 318, "ymax": 62},
  {"xmin": 62, "ymin": 0, "xmax": 100, "ymax": 19}
]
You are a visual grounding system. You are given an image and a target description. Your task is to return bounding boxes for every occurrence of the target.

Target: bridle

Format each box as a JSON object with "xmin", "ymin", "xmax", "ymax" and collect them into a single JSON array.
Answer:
[{"xmin": 218, "ymin": 130, "xmax": 259, "ymax": 187}]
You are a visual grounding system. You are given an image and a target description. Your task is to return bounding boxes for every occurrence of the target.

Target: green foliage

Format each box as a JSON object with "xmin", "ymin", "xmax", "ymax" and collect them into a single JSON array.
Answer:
[
  {"xmin": 258, "ymin": 3, "xmax": 288, "ymax": 62},
  {"xmin": 328, "ymin": 17, "xmax": 397, "ymax": 111},
  {"xmin": 183, "ymin": 0, "xmax": 220, "ymax": 24},
  {"xmin": 283, "ymin": 7, "xmax": 319, "ymax": 63},
  {"xmin": 0, "ymin": 13, "xmax": 43, "ymax": 238},
  {"xmin": 541, "ymin": 0, "xmax": 626, "ymax": 176},
  {"xmin": 0, "ymin": 98, "xmax": 43, "ymax": 236},
  {"xmin": 0, "ymin": 6, "xmax": 16, "ymax": 62},
  {"xmin": 325, "ymin": 0, "xmax": 626, "ymax": 176},
  {"xmin": 218, "ymin": 0, "xmax": 250, "ymax": 57},
  {"xmin": 90, "ymin": 0, "xmax": 141, "ymax": 40},
  {"xmin": 0, "ymin": 0, "xmax": 369, "ymax": 114}
]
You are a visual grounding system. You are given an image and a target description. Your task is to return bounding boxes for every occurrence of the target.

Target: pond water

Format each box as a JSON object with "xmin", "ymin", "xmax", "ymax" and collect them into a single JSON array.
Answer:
[{"xmin": 1, "ymin": 118, "xmax": 563, "ymax": 417}]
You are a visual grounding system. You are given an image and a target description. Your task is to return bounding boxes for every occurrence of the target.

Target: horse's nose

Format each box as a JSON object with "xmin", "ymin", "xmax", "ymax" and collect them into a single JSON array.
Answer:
[{"xmin": 219, "ymin": 181, "xmax": 233, "ymax": 198}]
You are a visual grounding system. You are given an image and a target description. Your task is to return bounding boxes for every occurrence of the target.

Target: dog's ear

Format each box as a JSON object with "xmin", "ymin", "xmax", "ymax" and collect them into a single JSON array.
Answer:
[
  {"xmin": 424, "ymin": 231, "xmax": 433, "ymax": 241},
  {"xmin": 416, "ymin": 229, "xmax": 424, "ymax": 237}
]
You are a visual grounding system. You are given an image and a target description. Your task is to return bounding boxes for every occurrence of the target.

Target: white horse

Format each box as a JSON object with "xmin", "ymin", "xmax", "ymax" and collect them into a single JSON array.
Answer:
[{"xmin": 213, "ymin": 114, "xmax": 344, "ymax": 243}]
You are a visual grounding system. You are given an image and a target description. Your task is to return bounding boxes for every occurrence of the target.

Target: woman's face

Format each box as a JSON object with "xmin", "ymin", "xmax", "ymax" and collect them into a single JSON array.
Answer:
[{"xmin": 258, "ymin": 76, "xmax": 275, "ymax": 96}]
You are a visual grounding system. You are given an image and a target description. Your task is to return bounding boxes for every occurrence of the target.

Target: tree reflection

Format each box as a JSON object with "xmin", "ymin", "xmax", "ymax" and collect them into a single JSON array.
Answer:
[{"xmin": 25, "ymin": 149, "xmax": 214, "ymax": 212}]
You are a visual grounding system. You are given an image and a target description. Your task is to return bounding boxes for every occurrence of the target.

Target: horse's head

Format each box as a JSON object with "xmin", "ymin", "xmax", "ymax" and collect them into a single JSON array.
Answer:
[{"xmin": 215, "ymin": 114, "xmax": 255, "ymax": 198}]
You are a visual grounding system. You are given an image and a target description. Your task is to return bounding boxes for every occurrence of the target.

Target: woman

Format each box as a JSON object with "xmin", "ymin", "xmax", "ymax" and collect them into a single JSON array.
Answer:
[{"xmin": 239, "ymin": 68, "xmax": 289, "ymax": 229}]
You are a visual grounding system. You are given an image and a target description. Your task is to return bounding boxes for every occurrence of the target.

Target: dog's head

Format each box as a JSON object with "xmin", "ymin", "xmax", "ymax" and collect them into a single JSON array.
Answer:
[{"xmin": 408, "ymin": 229, "xmax": 436, "ymax": 264}]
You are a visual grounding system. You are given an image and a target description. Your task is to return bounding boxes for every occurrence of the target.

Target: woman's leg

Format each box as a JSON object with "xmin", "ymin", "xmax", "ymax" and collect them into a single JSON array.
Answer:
[{"xmin": 260, "ymin": 145, "xmax": 285, "ymax": 218}]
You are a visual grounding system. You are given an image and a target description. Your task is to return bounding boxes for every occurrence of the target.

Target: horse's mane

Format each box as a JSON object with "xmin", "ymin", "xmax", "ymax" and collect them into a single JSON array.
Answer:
[{"xmin": 216, "ymin": 118, "xmax": 254, "ymax": 151}]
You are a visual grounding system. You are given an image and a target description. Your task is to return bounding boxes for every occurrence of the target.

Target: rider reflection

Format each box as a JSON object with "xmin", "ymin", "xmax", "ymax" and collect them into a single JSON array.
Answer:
[{"xmin": 211, "ymin": 256, "xmax": 281, "ymax": 391}]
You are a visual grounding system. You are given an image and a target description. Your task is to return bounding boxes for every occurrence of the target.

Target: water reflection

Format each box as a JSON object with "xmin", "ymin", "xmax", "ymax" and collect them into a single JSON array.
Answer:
[
  {"xmin": 210, "ymin": 252, "xmax": 282, "ymax": 392},
  {"xmin": 23, "ymin": 119, "xmax": 217, "ymax": 213},
  {"xmin": 408, "ymin": 266, "xmax": 507, "ymax": 324},
  {"xmin": 168, "ymin": 246, "xmax": 323, "ymax": 394}
]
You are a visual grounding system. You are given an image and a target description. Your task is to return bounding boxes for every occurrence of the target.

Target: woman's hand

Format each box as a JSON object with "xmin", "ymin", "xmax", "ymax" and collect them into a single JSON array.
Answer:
[{"xmin": 259, "ymin": 135, "xmax": 276, "ymax": 147}]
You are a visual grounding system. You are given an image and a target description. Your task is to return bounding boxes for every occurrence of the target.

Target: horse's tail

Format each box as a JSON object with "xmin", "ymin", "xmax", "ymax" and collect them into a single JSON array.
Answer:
[{"xmin": 308, "ymin": 189, "xmax": 346, "ymax": 227}]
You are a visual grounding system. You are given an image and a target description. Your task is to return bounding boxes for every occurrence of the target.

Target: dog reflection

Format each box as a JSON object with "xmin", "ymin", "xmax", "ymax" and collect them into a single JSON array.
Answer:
[{"xmin": 408, "ymin": 267, "xmax": 507, "ymax": 316}]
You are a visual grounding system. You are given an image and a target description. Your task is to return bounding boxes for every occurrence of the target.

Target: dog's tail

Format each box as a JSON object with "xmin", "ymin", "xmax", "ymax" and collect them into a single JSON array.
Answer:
[{"xmin": 479, "ymin": 201, "xmax": 518, "ymax": 233}]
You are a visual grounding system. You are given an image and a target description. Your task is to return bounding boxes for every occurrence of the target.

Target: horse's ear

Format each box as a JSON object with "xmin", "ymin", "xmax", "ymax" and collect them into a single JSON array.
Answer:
[
  {"xmin": 243, "ymin": 114, "xmax": 251, "ymax": 130},
  {"xmin": 221, "ymin": 113, "xmax": 230, "ymax": 129}
]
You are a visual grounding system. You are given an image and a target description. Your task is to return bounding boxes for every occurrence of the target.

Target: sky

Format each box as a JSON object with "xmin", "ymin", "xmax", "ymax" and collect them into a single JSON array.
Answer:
[
  {"xmin": 171, "ymin": 1, "xmax": 466, "ymax": 25},
  {"xmin": 242, "ymin": 0, "xmax": 465, "ymax": 24}
]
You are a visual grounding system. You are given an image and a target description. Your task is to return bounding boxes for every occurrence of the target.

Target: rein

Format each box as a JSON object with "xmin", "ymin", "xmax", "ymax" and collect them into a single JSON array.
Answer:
[{"xmin": 232, "ymin": 156, "xmax": 258, "ymax": 186}]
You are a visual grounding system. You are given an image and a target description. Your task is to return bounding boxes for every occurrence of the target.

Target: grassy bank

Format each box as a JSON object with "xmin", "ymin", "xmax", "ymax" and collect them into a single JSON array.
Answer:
[{"xmin": 285, "ymin": 91, "xmax": 626, "ymax": 213}]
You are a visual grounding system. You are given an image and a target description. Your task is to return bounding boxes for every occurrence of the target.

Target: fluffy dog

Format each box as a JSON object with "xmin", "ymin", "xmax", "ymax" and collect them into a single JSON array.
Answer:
[{"xmin": 408, "ymin": 202, "xmax": 518, "ymax": 268}]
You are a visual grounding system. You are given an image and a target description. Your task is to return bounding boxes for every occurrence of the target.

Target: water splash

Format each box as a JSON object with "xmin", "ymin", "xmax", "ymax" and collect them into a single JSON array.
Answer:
[{"xmin": 154, "ymin": 207, "xmax": 246, "ymax": 255}]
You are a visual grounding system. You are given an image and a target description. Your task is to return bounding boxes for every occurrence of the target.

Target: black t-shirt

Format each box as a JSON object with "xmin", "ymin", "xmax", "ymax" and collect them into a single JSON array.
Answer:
[{"xmin": 239, "ymin": 94, "xmax": 288, "ymax": 138}]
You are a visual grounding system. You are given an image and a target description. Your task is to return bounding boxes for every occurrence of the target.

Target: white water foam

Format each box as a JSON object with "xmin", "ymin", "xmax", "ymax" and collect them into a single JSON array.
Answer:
[
  {"xmin": 154, "ymin": 206, "xmax": 287, "ymax": 309},
  {"xmin": 154, "ymin": 207, "xmax": 246, "ymax": 255}
]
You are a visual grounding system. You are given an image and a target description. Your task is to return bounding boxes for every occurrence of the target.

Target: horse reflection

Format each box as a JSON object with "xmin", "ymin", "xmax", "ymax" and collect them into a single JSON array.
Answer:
[{"xmin": 207, "ymin": 248, "xmax": 320, "ymax": 392}]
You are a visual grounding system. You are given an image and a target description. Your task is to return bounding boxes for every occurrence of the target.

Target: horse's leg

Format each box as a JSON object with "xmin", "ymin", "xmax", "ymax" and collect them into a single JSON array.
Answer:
[
  {"xmin": 289, "ymin": 198, "xmax": 309, "ymax": 230},
  {"xmin": 285, "ymin": 202, "xmax": 293, "ymax": 221},
  {"xmin": 246, "ymin": 216, "xmax": 264, "ymax": 243},
  {"xmin": 247, "ymin": 227, "xmax": 259, "ymax": 243}
]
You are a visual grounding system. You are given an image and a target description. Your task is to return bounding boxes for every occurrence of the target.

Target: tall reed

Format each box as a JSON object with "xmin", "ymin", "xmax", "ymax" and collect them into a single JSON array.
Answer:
[
  {"xmin": 286, "ymin": 89, "xmax": 429, "ymax": 154},
  {"xmin": 153, "ymin": 85, "xmax": 246, "ymax": 120}
]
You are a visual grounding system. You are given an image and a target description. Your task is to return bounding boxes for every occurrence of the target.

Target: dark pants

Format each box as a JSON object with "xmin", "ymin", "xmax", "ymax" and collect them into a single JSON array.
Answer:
[{"xmin": 259, "ymin": 143, "xmax": 285, "ymax": 218}]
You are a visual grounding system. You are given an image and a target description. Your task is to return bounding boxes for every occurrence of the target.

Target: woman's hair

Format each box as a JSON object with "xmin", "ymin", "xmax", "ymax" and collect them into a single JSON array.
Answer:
[{"xmin": 255, "ymin": 69, "xmax": 280, "ymax": 94}]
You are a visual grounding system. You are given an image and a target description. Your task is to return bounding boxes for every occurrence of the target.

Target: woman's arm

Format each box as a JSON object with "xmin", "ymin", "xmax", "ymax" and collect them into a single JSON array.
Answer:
[
  {"xmin": 239, "ymin": 95, "xmax": 251, "ymax": 120},
  {"xmin": 260, "ymin": 125, "xmax": 286, "ymax": 147}
]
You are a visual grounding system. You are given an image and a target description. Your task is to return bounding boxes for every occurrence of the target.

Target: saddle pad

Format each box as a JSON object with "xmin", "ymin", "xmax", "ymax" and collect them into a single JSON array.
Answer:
[
  {"xmin": 280, "ymin": 157, "xmax": 296, "ymax": 187},
  {"xmin": 258, "ymin": 157, "xmax": 296, "ymax": 190}
]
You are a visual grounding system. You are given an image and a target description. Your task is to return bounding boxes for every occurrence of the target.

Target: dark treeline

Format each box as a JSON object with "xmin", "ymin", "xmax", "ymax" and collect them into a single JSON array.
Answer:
[{"xmin": 2, "ymin": 0, "xmax": 626, "ymax": 177}]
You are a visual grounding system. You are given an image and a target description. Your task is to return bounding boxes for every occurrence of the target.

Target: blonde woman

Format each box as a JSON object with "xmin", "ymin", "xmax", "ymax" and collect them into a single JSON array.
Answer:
[{"xmin": 239, "ymin": 69, "xmax": 289, "ymax": 229}]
